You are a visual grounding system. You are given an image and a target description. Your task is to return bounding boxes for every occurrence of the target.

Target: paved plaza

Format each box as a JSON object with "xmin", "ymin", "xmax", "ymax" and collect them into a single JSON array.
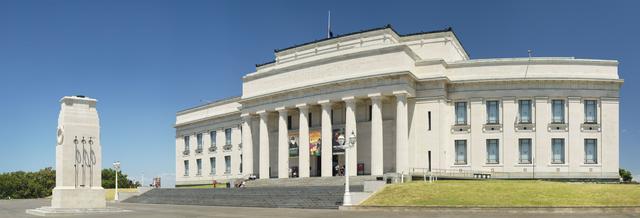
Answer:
[{"xmin": 1, "ymin": 199, "xmax": 638, "ymax": 218}]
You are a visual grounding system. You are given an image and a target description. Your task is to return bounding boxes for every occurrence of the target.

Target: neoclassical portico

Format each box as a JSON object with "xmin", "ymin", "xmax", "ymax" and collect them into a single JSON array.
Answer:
[{"xmin": 240, "ymin": 90, "xmax": 411, "ymax": 179}]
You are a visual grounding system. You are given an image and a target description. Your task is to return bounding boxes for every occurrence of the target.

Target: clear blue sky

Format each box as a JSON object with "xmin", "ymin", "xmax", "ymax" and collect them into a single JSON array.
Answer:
[{"xmin": 1, "ymin": 0, "xmax": 639, "ymax": 186}]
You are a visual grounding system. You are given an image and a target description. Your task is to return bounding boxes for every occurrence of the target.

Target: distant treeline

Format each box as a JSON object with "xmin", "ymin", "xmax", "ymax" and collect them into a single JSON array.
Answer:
[{"xmin": 0, "ymin": 167, "xmax": 139, "ymax": 199}]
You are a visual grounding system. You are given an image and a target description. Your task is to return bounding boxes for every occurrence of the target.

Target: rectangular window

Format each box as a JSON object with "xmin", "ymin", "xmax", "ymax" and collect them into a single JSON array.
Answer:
[
  {"xmin": 225, "ymin": 156, "xmax": 231, "ymax": 174},
  {"xmin": 239, "ymin": 154, "xmax": 243, "ymax": 173},
  {"xmin": 368, "ymin": 105, "xmax": 373, "ymax": 121},
  {"xmin": 454, "ymin": 140, "xmax": 467, "ymax": 165},
  {"xmin": 552, "ymin": 100, "xmax": 565, "ymax": 123},
  {"xmin": 486, "ymin": 101, "xmax": 499, "ymax": 124},
  {"xmin": 585, "ymin": 139, "xmax": 597, "ymax": 164},
  {"xmin": 184, "ymin": 136, "xmax": 190, "ymax": 151},
  {"xmin": 183, "ymin": 160, "xmax": 189, "ymax": 176},
  {"xmin": 519, "ymin": 139, "xmax": 532, "ymax": 164},
  {"xmin": 428, "ymin": 111, "xmax": 432, "ymax": 131},
  {"xmin": 551, "ymin": 138, "xmax": 565, "ymax": 164},
  {"xmin": 519, "ymin": 100, "xmax": 532, "ymax": 123},
  {"xmin": 196, "ymin": 159, "xmax": 202, "ymax": 176},
  {"xmin": 225, "ymin": 128, "xmax": 232, "ymax": 145},
  {"xmin": 287, "ymin": 115, "xmax": 292, "ymax": 130},
  {"xmin": 585, "ymin": 100, "xmax": 597, "ymax": 123},
  {"xmin": 210, "ymin": 157, "xmax": 216, "ymax": 175},
  {"xmin": 196, "ymin": 133, "xmax": 203, "ymax": 150},
  {"xmin": 486, "ymin": 139, "xmax": 499, "ymax": 164},
  {"xmin": 455, "ymin": 102, "xmax": 467, "ymax": 125},
  {"xmin": 308, "ymin": 112, "xmax": 312, "ymax": 127},
  {"xmin": 210, "ymin": 131, "xmax": 216, "ymax": 146}
]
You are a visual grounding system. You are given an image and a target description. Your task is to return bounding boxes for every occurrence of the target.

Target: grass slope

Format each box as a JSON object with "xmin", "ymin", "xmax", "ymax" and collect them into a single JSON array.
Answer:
[
  {"xmin": 105, "ymin": 188, "xmax": 138, "ymax": 201},
  {"xmin": 362, "ymin": 180, "xmax": 640, "ymax": 207}
]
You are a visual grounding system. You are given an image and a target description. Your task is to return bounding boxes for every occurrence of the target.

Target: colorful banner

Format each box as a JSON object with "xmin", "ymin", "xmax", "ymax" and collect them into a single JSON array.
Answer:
[{"xmin": 309, "ymin": 130, "xmax": 321, "ymax": 157}]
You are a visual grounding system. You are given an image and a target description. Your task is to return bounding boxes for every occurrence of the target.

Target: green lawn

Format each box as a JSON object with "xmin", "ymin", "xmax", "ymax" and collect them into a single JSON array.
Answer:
[{"xmin": 362, "ymin": 180, "xmax": 640, "ymax": 207}]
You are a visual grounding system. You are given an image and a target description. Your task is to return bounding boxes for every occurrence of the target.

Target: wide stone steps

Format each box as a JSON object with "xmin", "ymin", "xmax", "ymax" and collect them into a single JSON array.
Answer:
[
  {"xmin": 123, "ymin": 185, "xmax": 364, "ymax": 209},
  {"xmin": 245, "ymin": 176, "xmax": 378, "ymax": 187}
]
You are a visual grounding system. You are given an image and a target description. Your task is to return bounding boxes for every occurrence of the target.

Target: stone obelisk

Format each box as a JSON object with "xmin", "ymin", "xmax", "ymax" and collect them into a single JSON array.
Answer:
[
  {"xmin": 50, "ymin": 95, "xmax": 105, "ymax": 208},
  {"xmin": 28, "ymin": 96, "xmax": 129, "ymax": 216}
]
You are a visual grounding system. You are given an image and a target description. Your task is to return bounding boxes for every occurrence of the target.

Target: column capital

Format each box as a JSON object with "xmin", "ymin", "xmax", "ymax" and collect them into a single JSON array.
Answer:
[
  {"xmin": 296, "ymin": 103, "xmax": 309, "ymax": 110},
  {"xmin": 275, "ymin": 107, "xmax": 288, "ymax": 113},
  {"xmin": 257, "ymin": 110, "xmax": 269, "ymax": 118},
  {"xmin": 241, "ymin": 113, "xmax": 253, "ymax": 120},
  {"xmin": 368, "ymin": 93, "xmax": 383, "ymax": 99},
  {"xmin": 392, "ymin": 90, "xmax": 409, "ymax": 97},
  {"xmin": 342, "ymin": 96, "xmax": 356, "ymax": 102}
]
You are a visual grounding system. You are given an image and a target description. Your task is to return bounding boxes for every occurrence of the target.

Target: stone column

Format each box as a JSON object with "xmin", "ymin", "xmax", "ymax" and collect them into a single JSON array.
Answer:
[
  {"xmin": 241, "ymin": 114, "xmax": 254, "ymax": 176},
  {"xmin": 395, "ymin": 92, "xmax": 409, "ymax": 174},
  {"xmin": 369, "ymin": 94, "xmax": 384, "ymax": 176},
  {"xmin": 258, "ymin": 111, "xmax": 270, "ymax": 179},
  {"xmin": 343, "ymin": 97, "xmax": 358, "ymax": 176},
  {"xmin": 297, "ymin": 104, "xmax": 310, "ymax": 178},
  {"xmin": 277, "ymin": 108, "xmax": 289, "ymax": 178},
  {"xmin": 319, "ymin": 100, "xmax": 333, "ymax": 177}
]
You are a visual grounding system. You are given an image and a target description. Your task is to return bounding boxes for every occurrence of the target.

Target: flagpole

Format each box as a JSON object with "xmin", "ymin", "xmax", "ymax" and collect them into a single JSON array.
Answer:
[{"xmin": 327, "ymin": 11, "xmax": 331, "ymax": 38}]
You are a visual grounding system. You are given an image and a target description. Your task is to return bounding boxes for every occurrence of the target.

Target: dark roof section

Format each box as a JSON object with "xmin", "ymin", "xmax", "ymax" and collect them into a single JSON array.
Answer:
[{"xmin": 255, "ymin": 25, "xmax": 457, "ymax": 67}]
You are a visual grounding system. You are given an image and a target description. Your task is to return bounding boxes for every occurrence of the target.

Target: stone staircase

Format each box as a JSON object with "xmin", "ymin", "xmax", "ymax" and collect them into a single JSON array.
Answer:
[
  {"xmin": 123, "ymin": 185, "xmax": 363, "ymax": 209},
  {"xmin": 245, "ymin": 175, "xmax": 379, "ymax": 187}
]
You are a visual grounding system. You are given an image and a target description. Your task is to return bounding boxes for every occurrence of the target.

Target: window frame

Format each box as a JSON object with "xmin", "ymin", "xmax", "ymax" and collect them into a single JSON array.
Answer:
[
  {"xmin": 551, "ymin": 138, "xmax": 565, "ymax": 164},
  {"xmin": 183, "ymin": 160, "xmax": 189, "ymax": 176},
  {"xmin": 486, "ymin": 139, "xmax": 499, "ymax": 164},
  {"xmin": 210, "ymin": 157, "xmax": 216, "ymax": 175},
  {"xmin": 454, "ymin": 140, "xmax": 467, "ymax": 165},
  {"xmin": 518, "ymin": 100, "xmax": 532, "ymax": 124},
  {"xmin": 183, "ymin": 136, "xmax": 190, "ymax": 151},
  {"xmin": 455, "ymin": 102, "xmax": 468, "ymax": 125},
  {"xmin": 551, "ymin": 100, "xmax": 565, "ymax": 124},
  {"xmin": 225, "ymin": 128, "xmax": 232, "ymax": 145},
  {"xmin": 196, "ymin": 133, "xmax": 203, "ymax": 150},
  {"xmin": 196, "ymin": 159, "xmax": 202, "ymax": 176},
  {"xmin": 225, "ymin": 156, "xmax": 231, "ymax": 174},
  {"xmin": 486, "ymin": 100, "xmax": 500, "ymax": 124},
  {"xmin": 584, "ymin": 100, "xmax": 598, "ymax": 124},
  {"xmin": 584, "ymin": 139, "xmax": 598, "ymax": 164},
  {"xmin": 518, "ymin": 138, "xmax": 533, "ymax": 164},
  {"xmin": 210, "ymin": 131, "xmax": 216, "ymax": 146}
]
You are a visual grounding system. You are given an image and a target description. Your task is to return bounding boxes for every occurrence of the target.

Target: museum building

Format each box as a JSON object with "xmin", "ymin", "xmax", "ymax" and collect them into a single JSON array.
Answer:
[{"xmin": 174, "ymin": 25, "xmax": 622, "ymax": 185}]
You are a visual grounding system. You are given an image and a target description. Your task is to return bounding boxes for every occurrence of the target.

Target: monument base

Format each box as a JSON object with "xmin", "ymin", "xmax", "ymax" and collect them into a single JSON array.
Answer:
[
  {"xmin": 26, "ymin": 207, "xmax": 131, "ymax": 217},
  {"xmin": 51, "ymin": 188, "xmax": 106, "ymax": 208}
]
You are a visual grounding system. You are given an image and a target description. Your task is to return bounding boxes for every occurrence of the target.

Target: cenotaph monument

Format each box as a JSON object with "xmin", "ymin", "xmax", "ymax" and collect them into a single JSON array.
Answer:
[{"xmin": 27, "ymin": 96, "xmax": 127, "ymax": 216}]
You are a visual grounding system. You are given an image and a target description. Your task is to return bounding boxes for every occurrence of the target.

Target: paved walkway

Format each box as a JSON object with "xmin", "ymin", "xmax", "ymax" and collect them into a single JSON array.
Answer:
[{"xmin": 1, "ymin": 199, "xmax": 638, "ymax": 218}]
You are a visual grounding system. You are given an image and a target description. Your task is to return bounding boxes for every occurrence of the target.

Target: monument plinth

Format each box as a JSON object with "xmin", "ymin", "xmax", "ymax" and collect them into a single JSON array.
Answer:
[{"xmin": 27, "ymin": 96, "xmax": 129, "ymax": 216}]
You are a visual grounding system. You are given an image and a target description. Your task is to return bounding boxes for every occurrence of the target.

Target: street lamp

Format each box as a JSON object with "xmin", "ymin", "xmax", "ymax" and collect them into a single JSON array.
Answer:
[
  {"xmin": 112, "ymin": 161, "xmax": 120, "ymax": 201},
  {"xmin": 337, "ymin": 131, "xmax": 356, "ymax": 206}
]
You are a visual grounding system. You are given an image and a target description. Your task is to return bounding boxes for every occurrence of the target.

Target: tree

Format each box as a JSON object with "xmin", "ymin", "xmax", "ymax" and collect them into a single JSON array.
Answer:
[
  {"xmin": 620, "ymin": 168, "xmax": 633, "ymax": 182},
  {"xmin": 101, "ymin": 168, "xmax": 139, "ymax": 189}
]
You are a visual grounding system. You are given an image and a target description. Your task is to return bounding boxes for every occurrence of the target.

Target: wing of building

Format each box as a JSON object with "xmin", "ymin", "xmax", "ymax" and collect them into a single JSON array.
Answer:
[{"xmin": 174, "ymin": 25, "xmax": 622, "ymax": 186}]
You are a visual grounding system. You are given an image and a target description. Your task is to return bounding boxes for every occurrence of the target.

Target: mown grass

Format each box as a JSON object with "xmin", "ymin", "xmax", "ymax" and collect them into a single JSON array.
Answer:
[
  {"xmin": 105, "ymin": 188, "xmax": 138, "ymax": 201},
  {"xmin": 362, "ymin": 180, "xmax": 640, "ymax": 207}
]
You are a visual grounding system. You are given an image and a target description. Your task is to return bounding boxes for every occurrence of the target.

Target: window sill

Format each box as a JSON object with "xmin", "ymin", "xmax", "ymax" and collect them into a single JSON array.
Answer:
[
  {"xmin": 580, "ymin": 164, "xmax": 601, "ymax": 167},
  {"xmin": 451, "ymin": 164, "xmax": 470, "ymax": 167},
  {"xmin": 483, "ymin": 164, "xmax": 503, "ymax": 167},
  {"xmin": 548, "ymin": 163, "xmax": 569, "ymax": 167},
  {"xmin": 513, "ymin": 164, "xmax": 535, "ymax": 167}
]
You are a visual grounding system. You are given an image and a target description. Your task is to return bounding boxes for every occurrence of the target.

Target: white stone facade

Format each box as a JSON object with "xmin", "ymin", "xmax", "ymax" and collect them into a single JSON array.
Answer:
[{"xmin": 175, "ymin": 26, "xmax": 622, "ymax": 185}]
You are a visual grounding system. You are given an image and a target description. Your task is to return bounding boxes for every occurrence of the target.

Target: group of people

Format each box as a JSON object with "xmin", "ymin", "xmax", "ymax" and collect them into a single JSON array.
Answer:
[
  {"xmin": 211, "ymin": 179, "xmax": 246, "ymax": 188},
  {"xmin": 334, "ymin": 164, "xmax": 345, "ymax": 176}
]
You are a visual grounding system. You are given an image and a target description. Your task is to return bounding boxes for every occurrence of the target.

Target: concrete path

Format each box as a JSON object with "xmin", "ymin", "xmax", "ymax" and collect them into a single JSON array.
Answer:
[{"xmin": 1, "ymin": 199, "xmax": 638, "ymax": 218}]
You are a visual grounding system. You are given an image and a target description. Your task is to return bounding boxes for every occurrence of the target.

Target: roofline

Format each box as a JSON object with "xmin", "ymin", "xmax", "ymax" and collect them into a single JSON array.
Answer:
[
  {"xmin": 265, "ymin": 24, "xmax": 457, "ymax": 57},
  {"xmin": 176, "ymin": 96, "xmax": 241, "ymax": 115}
]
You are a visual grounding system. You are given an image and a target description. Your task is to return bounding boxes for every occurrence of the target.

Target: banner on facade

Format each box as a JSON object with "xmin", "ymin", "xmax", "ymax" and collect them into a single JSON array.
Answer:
[
  {"xmin": 332, "ymin": 128, "xmax": 345, "ymax": 154},
  {"xmin": 289, "ymin": 132, "xmax": 298, "ymax": 157},
  {"xmin": 309, "ymin": 130, "xmax": 321, "ymax": 157}
]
